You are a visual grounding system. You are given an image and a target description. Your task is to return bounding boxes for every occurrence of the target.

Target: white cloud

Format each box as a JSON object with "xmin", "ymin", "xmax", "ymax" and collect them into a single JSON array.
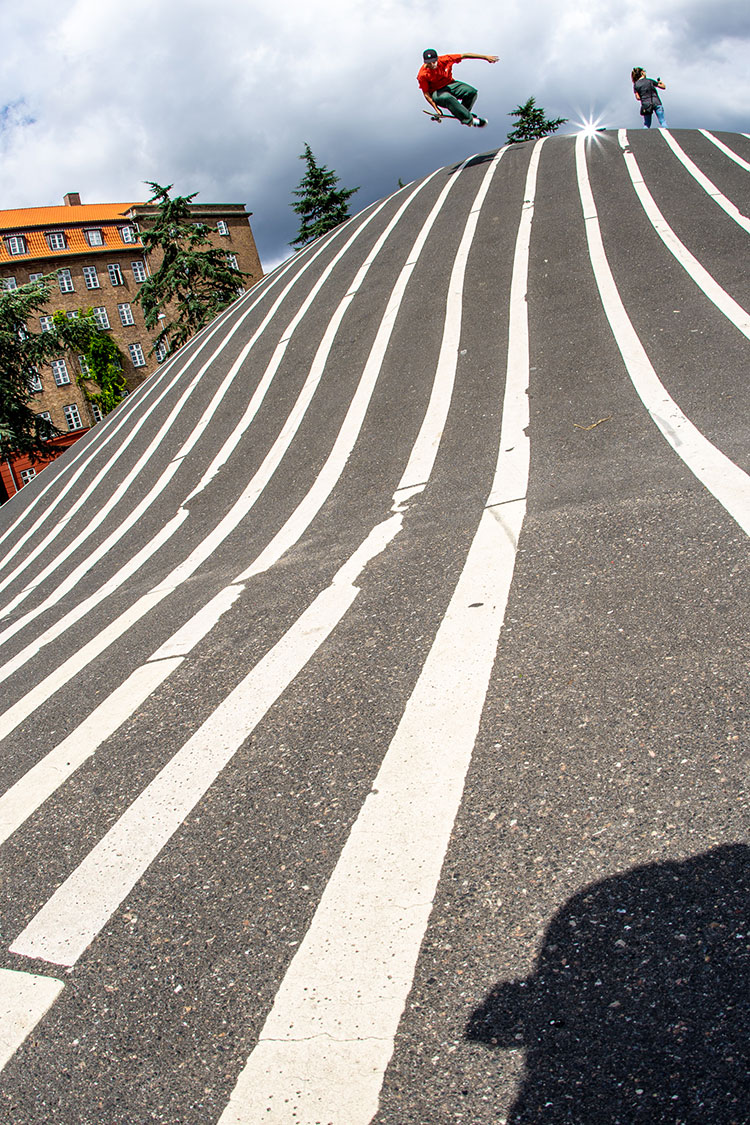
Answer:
[{"xmin": 0, "ymin": 0, "xmax": 748, "ymax": 267}]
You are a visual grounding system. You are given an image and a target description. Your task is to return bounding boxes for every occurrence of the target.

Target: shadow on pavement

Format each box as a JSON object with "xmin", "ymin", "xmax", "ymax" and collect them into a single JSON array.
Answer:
[{"xmin": 466, "ymin": 843, "xmax": 749, "ymax": 1123}]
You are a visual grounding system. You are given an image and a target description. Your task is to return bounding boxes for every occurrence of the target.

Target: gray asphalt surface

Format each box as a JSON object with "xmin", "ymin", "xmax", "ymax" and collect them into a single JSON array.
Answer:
[{"xmin": 0, "ymin": 129, "xmax": 747, "ymax": 1125}]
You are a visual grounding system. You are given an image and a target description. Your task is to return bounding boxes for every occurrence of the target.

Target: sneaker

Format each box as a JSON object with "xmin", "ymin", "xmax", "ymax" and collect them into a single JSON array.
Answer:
[{"xmin": 472, "ymin": 115, "xmax": 488, "ymax": 128}]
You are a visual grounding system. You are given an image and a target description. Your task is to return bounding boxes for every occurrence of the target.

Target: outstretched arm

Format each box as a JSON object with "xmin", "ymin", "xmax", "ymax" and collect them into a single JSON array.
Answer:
[{"xmin": 459, "ymin": 53, "xmax": 499, "ymax": 63}]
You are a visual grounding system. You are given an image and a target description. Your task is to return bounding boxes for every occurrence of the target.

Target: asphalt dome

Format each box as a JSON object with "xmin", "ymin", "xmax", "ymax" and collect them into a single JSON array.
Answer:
[{"xmin": 0, "ymin": 129, "xmax": 748, "ymax": 1125}]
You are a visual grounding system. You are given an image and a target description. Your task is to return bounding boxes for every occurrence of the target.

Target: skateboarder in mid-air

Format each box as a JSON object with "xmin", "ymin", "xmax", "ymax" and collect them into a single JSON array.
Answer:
[{"xmin": 418, "ymin": 49, "xmax": 498, "ymax": 126}]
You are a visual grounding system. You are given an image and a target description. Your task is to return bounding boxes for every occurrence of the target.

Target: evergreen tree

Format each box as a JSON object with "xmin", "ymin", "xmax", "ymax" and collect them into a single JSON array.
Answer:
[
  {"xmin": 136, "ymin": 182, "xmax": 248, "ymax": 354},
  {"xmin": 291, "ymin": 144, "xmax": 359, "ymax": 249},
  {"xmin": 507, "ymin": 97, "xmax": 567, "ymax": 144},
  {"xmin": 0, "ymin": 279, "xmax": 105, "ymax": 460}
]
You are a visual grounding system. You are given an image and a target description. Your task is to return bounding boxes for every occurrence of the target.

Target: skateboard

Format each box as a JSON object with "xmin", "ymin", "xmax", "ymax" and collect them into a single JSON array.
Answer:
[
  {"xmin": 423, "ymin": 109, "xmax": 463, "ymax": 123},
  {"xmin": 423, "ymin": 110, "xmax": 485, "ymax": 126}
]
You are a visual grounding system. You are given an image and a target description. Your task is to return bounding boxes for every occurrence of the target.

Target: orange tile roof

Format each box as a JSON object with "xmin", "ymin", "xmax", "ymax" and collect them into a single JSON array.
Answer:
[
  {"xmin": 0, "ymin": 202, "xmax": 139, "ymax": 229},
  {"xmin": 0, "ymin": 202, "xmax": 145, "ymax": 264}
]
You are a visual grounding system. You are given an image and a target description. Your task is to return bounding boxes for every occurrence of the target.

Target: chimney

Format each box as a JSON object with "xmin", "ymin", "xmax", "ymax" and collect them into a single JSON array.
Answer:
[{"xmin": 63, "ymin": 192, "xmax": 82, "ymax": 206}]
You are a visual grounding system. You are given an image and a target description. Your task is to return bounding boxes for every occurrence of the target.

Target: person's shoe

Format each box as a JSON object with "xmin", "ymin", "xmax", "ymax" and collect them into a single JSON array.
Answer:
[{"xmin": 472, "ymin": 115, "xmax": 488, "ymax": 128}]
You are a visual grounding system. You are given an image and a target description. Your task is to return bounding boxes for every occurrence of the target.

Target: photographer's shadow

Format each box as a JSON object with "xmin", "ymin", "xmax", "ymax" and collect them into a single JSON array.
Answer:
[{"xmin": 466, "ymin": 844, "xmax": 749, "ymax": 1123}]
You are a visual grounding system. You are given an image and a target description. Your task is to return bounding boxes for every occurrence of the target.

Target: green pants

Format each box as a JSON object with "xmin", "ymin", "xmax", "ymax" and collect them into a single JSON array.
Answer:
[{"xmin": 432, "ymin": 81, "xmax": 478, "ymax": 124}]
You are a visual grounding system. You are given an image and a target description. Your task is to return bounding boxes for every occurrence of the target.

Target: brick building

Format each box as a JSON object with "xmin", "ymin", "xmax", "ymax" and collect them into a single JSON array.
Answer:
[{"xmin": 0, "ymin": 192, "xmax": 263, "ymax": 501}]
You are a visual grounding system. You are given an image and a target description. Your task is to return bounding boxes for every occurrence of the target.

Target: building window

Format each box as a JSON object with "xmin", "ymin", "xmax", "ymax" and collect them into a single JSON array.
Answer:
[
  {"xmin": 39, "ymin": 315, "xmax": 54, "ymax": 332},
  {"xmin": 66, "ymin": 310, "xmax": 79, "ymax": 320},
  {"xmin": 46, "ymin": 231, "xmax": 67, "ymax": 251},
  {"xmin": 5, "ymin": 234, "xmax": 27, "ymax": 255},
  {"xmin": 131, "ymin": 260, "xmax": 147, "ymax": 283},
  {"xmin": 78, "ymin": 354, "xmax": 90, "ymax": 376},
  {"xmin": 29, "ymin": 370, "xmax": 43, "ymax": 392},
  {"xmin": 107, "ymin": 263, "xmax": 124, "ymax": 286},
  {"xmin": 154, "ymin": 339, "xmax": 169, "ymax": 362},
  {"xmin": 216, "ymin": 220, "xmax": 229, "ymax": 236},
  {"xmin": 119, "ymin": 226, "xmax": 135, "ymax": 243},
  {"xmin": 118, "ymin": 302, "xmax": 135, "ymax": 326},
  {"xmin": 128, "ymin": 342, "xmax": 146, "ymax": 367},
  {"xmin": 227, "ymin": 253, "xmax": 239, "ymax": 270},
  {"xmin": 91, "ymin": 402, "xmax": 103, "ymax": 423},
  {"xmin": 20, "ymin": 467, "xmax": 37, "ymax": 485},
  {"xmin": 29, "ymin": 272, "xmax": 44, "ymax": 284},
  {"xmin": 2, "ymin": 276, "xmax": 17, "ymax": 290},
  {"xmin": 82, "ymin": 265, "xmax": 100, "ymax": 289},
  {"xmin": 92, "ymin": 306, "xmax": 110, "ymax": 330},
  {"xmin": 63, "ymin": 403, "xmax": 83, "ymax": 431},
  {"xmin": 85, "ymin": 229, "xmax": 104, "ymax": 247},
  {"xmin": 52, "ymin": 359, "xmax": 71, "ymax": 385},
  {"xmin": 58, "ymin": 268, "xmax": 74, "ymax": 293}
]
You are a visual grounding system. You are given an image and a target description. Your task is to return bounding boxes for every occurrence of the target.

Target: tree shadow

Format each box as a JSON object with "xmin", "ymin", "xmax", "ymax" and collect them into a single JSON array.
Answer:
[{"xmin": 466, "ymin": 844, "xmax": 749, "ymax": 1123}]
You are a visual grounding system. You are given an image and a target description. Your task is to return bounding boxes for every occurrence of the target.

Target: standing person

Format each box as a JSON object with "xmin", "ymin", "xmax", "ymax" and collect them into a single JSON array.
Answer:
[
  {"xmin": 418, "ymin": 49, "xmax": 498, "ymax": 127},
  {"xmin": 631, "ymin": 67, "xmax": 667, "ymax": 128}
]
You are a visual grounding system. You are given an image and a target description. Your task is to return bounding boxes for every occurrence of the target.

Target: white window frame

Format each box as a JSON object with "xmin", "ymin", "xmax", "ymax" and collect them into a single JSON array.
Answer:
[
  {"xmin": 92, "ymin": 306, "xmax": 110, "ymax": 330},
  {"xmin": 28, "ymin": 370, "xmax": 43, "ymax": 392},
  {"xmin": 63, "ymin": 403, "xmax": 83, "ymax": 431},
  {"xmin": 5, "ymin": 234, "xmax": 27, "ymax": 255},
  {"xmin": 216, "ymin": 220, "xmax": 229, "ymax": 236},
  {"xmin": 39, "ymin": 315, "xmax": 54, "ymax": 332},
  {"xmin": 85, "ymin": 228, "xmax": 104, "ymax": 247},
  {"xmin": 46, "ymin": 231, "xmax": 67, "ymax": 251},
  {"xmin": 82, "ymin": 265, "xmax": 100, "ymax": 289},
  {"xmin": 118, "ymin": 302, "xmax": 135, "ymax": 326},
  {"xmin": 128, "ymin": 342, "xmax": 146, "ymax": 367},
  {"xmin": 119, "ymin": 226, "xmax": 136, "ymax": 243},
  {"xmin": 29, "ymin": 272, "xmax": 44, "ymax": 284},
  {"xmin": 52, "ymin": 358, "xmax": 71, "ymax": 386},
  {"xmin": 131, "ymin": 260, "xmax": 147, "ymax": 282},
  {"xmin": 20, "ymin": 467, "xmax": 37, "ymax": 485},
  {"xmin": 107, "ymin": 263, "xmax": 124, "ymax": 286},
  {"xmin": 90, "ymin": 402, "xmax": 103, "ymax": 423},
  {"xmin": 57, "ymin": 268, "xmax": 74, "ymax": 294},
  {"xmin": 227, "ymin": 253, "xmax": 239, "ymax": 270},
  {"xmin": 154, "ymin": 339, "xmax": 169, "ymax": 363}
]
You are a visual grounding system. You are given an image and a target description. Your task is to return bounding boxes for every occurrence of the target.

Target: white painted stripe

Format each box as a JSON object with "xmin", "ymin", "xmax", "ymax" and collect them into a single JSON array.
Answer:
[
  {"xmin": 9, "ymin": 516, "xmax": 403, "ymax": 968},
  {"xmin": 0, "ymin": 659, "xmax": 182, "ymax": 847},
  {"xmin": 618, "ymin": 129, "xmax": 750, "ymax": 340},
  {"xmin": 577, "ymin": 134, "xmax": 750, "ymax": 536},
  {"xmin": 237, "ymin": 151, "xmax": 493, "ymax": 581},
  {"xmin": 0, "ymin": 585, "xmax": 243, "ymax": 864},
  {"xmin": 0, "ymin": 511, "xmax": 187, "ymax": 687},
  {"xmin": 0, "ymin": 969, "xmax": 64, "ymax": 1072},
  {"xmin": 658, "ymin": 130, "xmax": 750, "ymax": 233},
  {"xmin": 699, "ymin": 130, "xmax": 750, "ymax": 173},
  {"xmin": 395, "ymin": 146, "xmax": 510, "ymax": 501},
  {"xmin": 217, "ymin": 141, "xmax": 543, "ymax": 1125}
]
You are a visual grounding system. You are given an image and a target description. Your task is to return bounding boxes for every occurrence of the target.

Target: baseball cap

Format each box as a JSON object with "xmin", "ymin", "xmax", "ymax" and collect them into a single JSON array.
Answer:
[{"xmin": 423, "ymin": 49, "xmax": 438, "ymax": 61}]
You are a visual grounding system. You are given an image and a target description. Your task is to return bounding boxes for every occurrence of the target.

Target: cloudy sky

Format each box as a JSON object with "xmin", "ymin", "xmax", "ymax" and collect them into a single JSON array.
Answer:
[{"xmin": 1, "ymin": 0, "xmax": 748, "ymax": 269}]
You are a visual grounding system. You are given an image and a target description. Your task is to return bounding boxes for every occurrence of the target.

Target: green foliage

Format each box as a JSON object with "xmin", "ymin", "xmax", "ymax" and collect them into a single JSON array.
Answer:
[
  {"xmin": 507, "ymin": 97, "xmax": 567, "ymax": 144},
  {"xmin": 291, "ymin": 144, "xmax": 359, "ymax": 249},
  {"xmin": 135, "ymin": 182, "xmax": 248, "ymax": 354},
  {"xmin": 0, "ymin": 278, "xmax": 89, "ymax": 459},
  {"xmin": 52, "ymin": 309, "xmax": 126, "ymax": 416}
]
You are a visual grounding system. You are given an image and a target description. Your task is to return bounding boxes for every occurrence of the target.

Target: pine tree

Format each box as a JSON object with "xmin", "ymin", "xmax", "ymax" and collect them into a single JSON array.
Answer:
[
  {"xmin": 507, "ymin": 97, "xmax": 567, "ymax": 144},
  {"xmin": 0, "ymin": 279, "xmax": 105, "ymax": 459},
  {"xmin": 136, "ymin": 182, "xmax": 248, "ymax": 354},
  {"xmin": 291, "ymin": 144, "xmax": 359, "ymax": 249}
]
